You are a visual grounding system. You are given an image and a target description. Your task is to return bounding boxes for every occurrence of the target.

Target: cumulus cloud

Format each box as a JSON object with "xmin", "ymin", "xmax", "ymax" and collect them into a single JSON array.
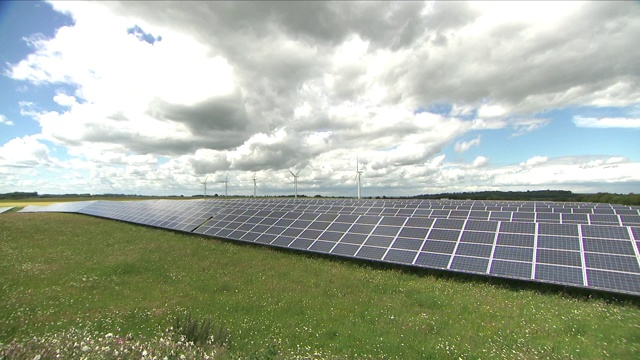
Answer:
[
  {"xmin": 53, "ymin": 93, "xmax": 77, "ymax": 107},
  {"xmin": 228, "ymin": 129, "xmax": 321, "ymax": 171},
  {"xmin": 0, "ymin": 135, "xmax": 52, "ymax": 167},
  {"xmin": 9, "ymin": 4, "xmax": 241, "ymax": 157},
  {"xmin": 472, "ymin": 156, "xmax": 489, "ymax": 168},
  {"xmin": 454, "ymin": 136, "xmax": 481, "ymax": 153}
]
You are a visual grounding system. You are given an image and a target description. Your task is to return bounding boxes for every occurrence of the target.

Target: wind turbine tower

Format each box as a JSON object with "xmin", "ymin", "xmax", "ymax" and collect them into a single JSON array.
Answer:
[
  {"xmin": 289, "ymin": 169, "xmax": 301, "ymax": 199},
  {"xmin": 252, "ymin": 172, "xmax": 257, "ymax": 197},
  {"xmin": 223, "ymin": 174, "xmax": 229, "ymax": 197},
  {"xmin": 200, "ymin": 176, "xmax": 209, "ymax": 199},
  {"xmin": 356, "ymin": 157, "xmax": 363, "ymax": 200}
]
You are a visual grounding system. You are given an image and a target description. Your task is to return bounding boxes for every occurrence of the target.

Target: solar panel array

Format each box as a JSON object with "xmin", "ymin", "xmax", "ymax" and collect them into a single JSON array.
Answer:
[
  {"xmin": 17, "ymin": 201, "xmax": 96, "ymax": 213},
  {"xmin": 19, "ymin": 198, "xmax": 640, "ymax": 296},
  {"xmin": 0, "ymin": 206, "xmax": 14, "ymax": 214}
]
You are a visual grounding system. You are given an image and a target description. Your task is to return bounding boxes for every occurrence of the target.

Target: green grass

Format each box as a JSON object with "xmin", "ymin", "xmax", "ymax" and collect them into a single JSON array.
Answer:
[{"xmin": 1, "ymin": 212, "xmax": 639, "ymax": 358}]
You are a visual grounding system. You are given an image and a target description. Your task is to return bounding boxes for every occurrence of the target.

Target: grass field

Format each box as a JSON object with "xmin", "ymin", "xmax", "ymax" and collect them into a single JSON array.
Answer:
[{"xmin": 1, "ymin": 212, "xmax": 640, "ymax": 358}]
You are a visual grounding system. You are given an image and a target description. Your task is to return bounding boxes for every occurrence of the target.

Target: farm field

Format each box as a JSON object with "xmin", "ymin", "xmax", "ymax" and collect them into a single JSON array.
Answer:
[{"xmin": 1, "ymin": 212, "xmax": 640, "ymax": 358}]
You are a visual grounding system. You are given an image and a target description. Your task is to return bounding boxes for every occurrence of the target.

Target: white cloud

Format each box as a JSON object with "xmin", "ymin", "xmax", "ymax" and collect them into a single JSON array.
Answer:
[
  {"xmin": 0, "ymin": 135, "xmax": 52, "ymax": 167},
  {"xmin": 573, "ymin": 116, "xmax": 640, "ymax": 129},
  {"xmin": 454, "ymin": 136, "xmax": 481, "ymax": 153},
  {"xmin": 53, "ymin": 93, "xmax": 77, "ymax": 107},
  {"xmin": 332, "ymin": 35, "xmax": 369, "ymax": 65},
  {"xmin": 489, "ymin": 157, "xmax": 640, "ymax": 192},
  {"xmin": 520, "ymin": 156, "xmax": 548, "ymax": 167},
  {"xmin": 477, "ymin": 104, "xmax": 507, "ymax": 118},
  {"xmin": 0, "ymin": 114, "xmax": 14, "ymax": 126},
  {"xmin": 472, "ymin": 156, "xmax": 488, "ymax": 168},
  {"xmin": 428, "ymin": 154, "xmax": 446, "ymax": 169},
  {"xmin": 9, "ymin": 3, "xmax": 241, "ymax": 157}
]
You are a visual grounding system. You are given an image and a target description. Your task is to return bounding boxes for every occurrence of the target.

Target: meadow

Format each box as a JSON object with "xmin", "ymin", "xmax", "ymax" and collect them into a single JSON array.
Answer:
[{"xmin": 1, "ymin": 210, "xmax": 639, "ymax": 358}]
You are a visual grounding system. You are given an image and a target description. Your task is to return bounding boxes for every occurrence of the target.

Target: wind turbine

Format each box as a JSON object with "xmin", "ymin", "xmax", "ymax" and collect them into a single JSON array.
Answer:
[
  {"xmin": 223, "ymin": 174, "xmax": 229, "ymax": 197},
  {"xmin": 200, "ymin": 176, "xmax": 209, "ymax": 199},
  {"xmin": 252, "ymin": 172, "xmax": 257, "ymax": 197},
  {"xmin": 355, "ymin": 157, "xmax": 363, "ymax": 199},
  {"xmin": 289, "ymin": 169, "xmax": 301, "ymax": 199}
]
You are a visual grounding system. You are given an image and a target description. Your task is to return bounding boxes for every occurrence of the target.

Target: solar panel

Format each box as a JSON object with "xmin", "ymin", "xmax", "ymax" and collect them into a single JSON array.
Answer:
[
  {"xmin": 0, "ymin": 206, "xmax": 14, "ymax": 214},
  {"xmin": 18, "ymin": 201, "xmax": 95, "ymax": 213},
  {"xmin": 17, "ymin": 205, "xmax": 45, "ymax": 212},
  {"xmin": 490, "ymin": 260, "xmax": 532, "ymax": 279},
  {"xmin": 17, "ymin": 198, "xmax": 640, "ymax": 296}
]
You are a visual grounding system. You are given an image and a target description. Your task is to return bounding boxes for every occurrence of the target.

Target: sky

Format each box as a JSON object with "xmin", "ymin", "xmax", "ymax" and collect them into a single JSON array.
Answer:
[{"xmin": 0, "ymin": 1, "xmax": 639, "ymax": 197}]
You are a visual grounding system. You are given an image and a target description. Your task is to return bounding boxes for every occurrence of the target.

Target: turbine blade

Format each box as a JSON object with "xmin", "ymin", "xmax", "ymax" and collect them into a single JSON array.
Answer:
[
  {"xmin": 295, "ymin": 170, "xmax": 301, "ymax": 176},
  {"xmin": 289, "ymin": 170, "xmax": 295, "ymax": 176}
]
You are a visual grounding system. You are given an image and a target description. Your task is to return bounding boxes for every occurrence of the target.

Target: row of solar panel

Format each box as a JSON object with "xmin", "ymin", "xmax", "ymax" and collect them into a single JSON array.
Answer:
[
  {"xmin": 71, "ymin": 199, "xmax": 640, "ymax": 227},
  {"xmin": 249, "ymin": 207, "xmax": 639, "ymax": 225},
  {"xmin": 76, "ymin": 200, "xmax": 640, "ymax": 291},
  {"xmin": 192, "ymin": 220, "xmax": 638, "ymax": 293},
  {"xmin": 58, "ymin": 197, "xmax": 631, "ymax": 214},
  {"xmin": 17, "ymin": 200, "xmax": 637, "ymax": 246},
  {"xmin": 77, "ymin": 201, "xmax": 215, "ymax": 232},
  {"xmin": 18, "ymin": 202, "xmax": 97, "ymax": 213},
  {"xmin": 18, "ymin": 199, "xmax": 640, "ymax": 295},
  {"xmin": 74, "ymin": 201, "xmax": 638, "ymax": 246},
  {"xmin": 195, "ymin": 220, "xmax": 638, "ymax": 259},
  {"xmin": 197, "ymin": 199, "xmax": 640, "ymax": 214},
  {"xmin": 198, "ymin": 201, "xmax": 640, "ymax": 216}
]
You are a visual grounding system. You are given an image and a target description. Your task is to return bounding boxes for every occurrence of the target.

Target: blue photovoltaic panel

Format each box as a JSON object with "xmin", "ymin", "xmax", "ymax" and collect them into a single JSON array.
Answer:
[{"xmin": 17, "ymin": 198, "xmax": 640, "ymax": 296}]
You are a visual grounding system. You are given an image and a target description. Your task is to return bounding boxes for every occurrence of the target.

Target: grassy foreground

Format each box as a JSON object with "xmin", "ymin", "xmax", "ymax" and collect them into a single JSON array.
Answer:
[{"xmin": 1, "ymin": 213, "xmax": 639, "ymax": 359}]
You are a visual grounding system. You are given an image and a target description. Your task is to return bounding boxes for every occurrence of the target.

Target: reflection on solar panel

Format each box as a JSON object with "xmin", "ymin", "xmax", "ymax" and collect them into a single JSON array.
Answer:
[
  {"xmin": 22, "ymin": 198, "xmax": 640, "ymax": 296},
  {"xmin": 0, "ymin": 206, "xmax": 14, "ymax": 214},
  {"xmin": 18, "ymin": 201, "xmax": 96, "ymax": 213},
  {"xmin": 17, "ymin": 205, "xmax": 44, "ymax": 213}
]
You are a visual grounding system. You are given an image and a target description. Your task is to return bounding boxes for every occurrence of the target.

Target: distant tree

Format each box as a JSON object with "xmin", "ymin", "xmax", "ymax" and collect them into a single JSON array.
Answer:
[{"xmin": 0, "ymin": 192, "xmax": 38, "ymax": 200}]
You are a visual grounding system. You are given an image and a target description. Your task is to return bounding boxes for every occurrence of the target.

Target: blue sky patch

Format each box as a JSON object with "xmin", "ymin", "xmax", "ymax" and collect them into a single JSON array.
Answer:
[{"xmin": 127, "ymin": 25, "xmax": 162, "ymax": 45}]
